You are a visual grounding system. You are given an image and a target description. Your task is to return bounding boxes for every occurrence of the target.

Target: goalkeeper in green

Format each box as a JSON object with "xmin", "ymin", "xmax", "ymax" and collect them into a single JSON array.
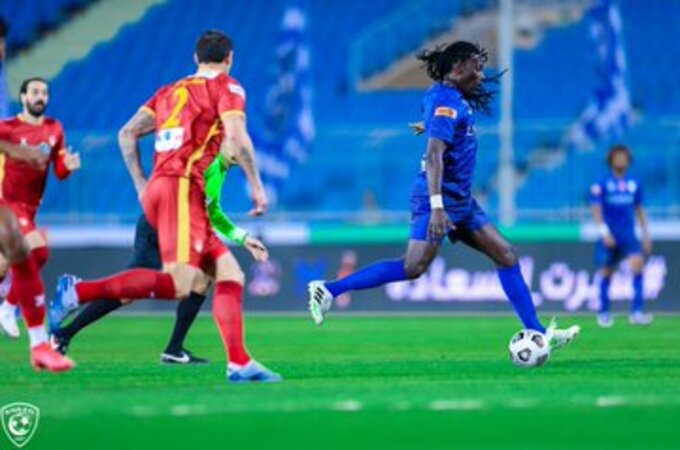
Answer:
[{"xmin": 50, "ymin": 154, "xmax": 268, "ymax": 365}]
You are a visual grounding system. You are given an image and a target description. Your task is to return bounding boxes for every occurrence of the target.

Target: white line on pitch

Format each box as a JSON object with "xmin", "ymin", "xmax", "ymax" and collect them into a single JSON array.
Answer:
[
  {"xmin": 332, "ymin": 400, "xmax": 363, "ymax": 412},
  {"xmin": 428, "ymin": 399, "xmax": 484, "ymax": 411}
]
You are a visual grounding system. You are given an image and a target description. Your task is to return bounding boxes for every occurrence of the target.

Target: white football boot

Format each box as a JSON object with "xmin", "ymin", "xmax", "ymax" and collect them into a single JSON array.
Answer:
[
  {"xmin": 308, "ymin": 281, "xmax": 333, "ymax": 326},
  {"xmin": 546, "ymin": 318, "xmax": 581, "ymax": 351},
  {"xmin": 0, "ymin": 300, "xmax": 20, "ymax": 339}
]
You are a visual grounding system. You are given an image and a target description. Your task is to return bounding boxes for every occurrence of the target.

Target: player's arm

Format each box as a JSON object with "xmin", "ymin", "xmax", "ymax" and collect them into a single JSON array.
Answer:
[
  {"xmin": 589, "ymin": 183, "xmax": 615, "ymax": 247},
  {"xmin": 52, "ymin": 128, "xmax": 80, "ymax": 180},
  {"xmin": 205, "ymin": 156, "xmax": 268, "ymax": 262},
  {"xmin": 425, "ymin": 137, "xmax": 453, "ymax": 241},
  {"xmin": 220, "ymin": 113, "xmax": 267, "ymax": 216},
  {"xmin": 118, "ymin": 108, "xmax": 155, "ymax": 200},
  {"xmin": 634, "ymin": 183, "xmax": 651, "ymax": 255},
  {"xmin": 0, "ymin": 139, "xmax": 47, "ymax": 168},
  {"xmin": 635, "ymin": 205, "xmax": 652, "ymax": 255}
]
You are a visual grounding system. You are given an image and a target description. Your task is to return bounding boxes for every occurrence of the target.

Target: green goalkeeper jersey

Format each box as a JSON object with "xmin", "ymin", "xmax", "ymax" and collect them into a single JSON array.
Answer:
[{"xmin": 204, "ymin": 155, "xmax": 249, "ymax": 246}]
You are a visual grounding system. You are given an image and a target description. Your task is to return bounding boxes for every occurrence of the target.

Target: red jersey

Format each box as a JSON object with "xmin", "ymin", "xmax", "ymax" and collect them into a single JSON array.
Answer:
[
  {"xmin": 142, "ymin": 71, "xmax": 246, "ymax": 190},
  {"xmin": 0, "ymin": 115, "xmax": 71, "ymax": 209}
]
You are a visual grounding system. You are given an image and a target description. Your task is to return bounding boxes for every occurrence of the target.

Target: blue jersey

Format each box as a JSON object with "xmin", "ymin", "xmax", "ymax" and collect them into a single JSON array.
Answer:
[
  {"xmin": 590, "ymin": 172, "xmax": 643, "ymax": 242},
  {"xmin": 410, "ymin": 83, "xmax": 477, "ymax": 213}
]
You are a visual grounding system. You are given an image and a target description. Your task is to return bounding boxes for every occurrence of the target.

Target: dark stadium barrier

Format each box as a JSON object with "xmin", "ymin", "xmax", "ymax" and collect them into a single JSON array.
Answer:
[{"xmin": 42, "ymin": 242, "xmax": 677, "ymax": 314}]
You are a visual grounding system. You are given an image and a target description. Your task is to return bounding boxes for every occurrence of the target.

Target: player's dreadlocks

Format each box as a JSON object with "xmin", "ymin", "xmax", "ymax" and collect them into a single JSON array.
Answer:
[{"xmin": 417, "ymin": 41, "xmax": 503, "ymax": 114}]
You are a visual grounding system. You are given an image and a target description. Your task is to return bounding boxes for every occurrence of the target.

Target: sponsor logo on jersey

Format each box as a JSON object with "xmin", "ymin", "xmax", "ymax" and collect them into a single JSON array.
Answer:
[
  {"xmin": 228, "ymin": 83, "xmax": 246, "ymax": 99},
  {"xmin": 434, "ymin": 107, "xmax": 457, "ymax": 118},
  {"xmin": 155, "ymin": 127, "xmax": 185, "ymax": 153}
]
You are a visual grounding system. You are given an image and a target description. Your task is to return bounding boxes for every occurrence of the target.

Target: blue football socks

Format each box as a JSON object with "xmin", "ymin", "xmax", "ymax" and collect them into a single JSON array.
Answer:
[
  {"xmin": 325, "ymin": 259, "xmax": 408, "ymax": 298},
  {"xmin": 599, "ymin": 276, "xmax": 611, "ymax": 314},
  {"xmin": 632, "ymin": 273, "xmax": 644, "ymax": 313},
  {"xmin": 497, "ymin": 264, "xmax": 545, "ymax": 333}
]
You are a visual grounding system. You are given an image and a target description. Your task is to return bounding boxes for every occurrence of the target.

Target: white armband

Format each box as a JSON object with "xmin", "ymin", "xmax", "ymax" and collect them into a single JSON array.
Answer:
[{"xmin": 430, "ymin": 195, "xmax": 444, "ymax": 210}]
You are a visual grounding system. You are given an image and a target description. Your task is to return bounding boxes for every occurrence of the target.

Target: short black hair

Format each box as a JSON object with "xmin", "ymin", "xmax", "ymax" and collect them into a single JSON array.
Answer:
[
  {"xmin": 607, "ymin": 144, "xmax": 633, "ymax": 166},
  {"xmin": 0, "ymin": 17, "xmax": 8, "ymax": 38},
  {"xmin": 195, "ymin": 30, "xmax": 233, "ymax": 64},
  {"xmin": 19, "ymin": 77, "xmax": 48, "ymax": 96}
]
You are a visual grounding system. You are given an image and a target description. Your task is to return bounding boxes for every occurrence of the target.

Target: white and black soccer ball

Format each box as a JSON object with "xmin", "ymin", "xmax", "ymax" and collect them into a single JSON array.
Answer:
[{"xmin": 508, "ymin": 329, "xmax": 550, "ymax": 368}]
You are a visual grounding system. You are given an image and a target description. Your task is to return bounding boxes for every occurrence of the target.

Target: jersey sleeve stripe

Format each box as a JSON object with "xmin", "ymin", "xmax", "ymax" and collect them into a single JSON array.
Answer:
[
  {"xmin": 220, "ymin": 110, "xmax": 246, "ymax": 119},
  {"xmin": 140, "ymin": 105, "xmax": 156, "ymax": 117}
]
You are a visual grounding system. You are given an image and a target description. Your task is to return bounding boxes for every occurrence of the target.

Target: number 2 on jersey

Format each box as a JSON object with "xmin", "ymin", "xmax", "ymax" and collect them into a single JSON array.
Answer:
[{"xmin": 160, "ymin": 86, "xmax": 189, "ymax": 129}]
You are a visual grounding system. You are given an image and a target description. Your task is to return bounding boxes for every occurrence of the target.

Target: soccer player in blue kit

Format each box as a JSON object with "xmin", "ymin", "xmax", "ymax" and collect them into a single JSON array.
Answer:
[
  {"xmin": 308, "ymin": 41, "xmax": 580, "ymax": 351},
  {"xmin": 590, "ymin": 145, "xmax": 653, "ymax": 327}
]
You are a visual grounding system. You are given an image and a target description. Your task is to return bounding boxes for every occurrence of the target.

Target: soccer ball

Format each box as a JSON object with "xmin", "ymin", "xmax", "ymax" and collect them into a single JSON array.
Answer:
[{"xmin": 508, "ymin": 329, "xmax": 550, "ymax": 368}]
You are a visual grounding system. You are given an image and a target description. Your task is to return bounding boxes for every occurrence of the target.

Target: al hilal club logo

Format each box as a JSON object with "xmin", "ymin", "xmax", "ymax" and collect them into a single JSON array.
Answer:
[{"xmin": 1, "ymin": 403, "xmax": 40, "ymax": 448}]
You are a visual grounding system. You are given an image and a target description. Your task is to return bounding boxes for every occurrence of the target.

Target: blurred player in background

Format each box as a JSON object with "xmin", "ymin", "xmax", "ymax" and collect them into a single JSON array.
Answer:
[
  {"xmin": 308, "ymin": 41, "xmax": 579, "ymax": 353},
  {"xmin": 0, "ymin": 124, "xmax": 75, "ymax": 370},
  {"xmin": 50, "ymin": 30, "xmax": 280, "ymax": 382},
  {"xmin": 0, "ymin": 77, "xmax": 81, "ymax": 342},
  {"xmin": 590, "ymin": 144, "xmax": 652, "ymax": 327},
  {"xmin": 52, "ymin": 152, "xmax": 269, "ymax": 365}
]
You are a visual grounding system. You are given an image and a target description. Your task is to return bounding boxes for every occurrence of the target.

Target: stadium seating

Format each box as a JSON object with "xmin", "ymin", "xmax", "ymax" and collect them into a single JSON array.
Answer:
[
  {"xmin": 1, "ymin": 0, "xmax": 93, "ymax": 52},
  {"xmin": 24, "ymin": 0, "xmax": 680, "ymax": 221}
]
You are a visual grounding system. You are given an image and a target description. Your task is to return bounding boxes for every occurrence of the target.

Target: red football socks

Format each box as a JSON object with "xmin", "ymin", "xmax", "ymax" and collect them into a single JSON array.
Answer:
[
  {"xmin": 7, "ymin": 246, "xmax": 50, "ymax": 306},
  {"xmin": 75, "ymin": 269, "xmax": 176, "ymax": 303},
  {"xmin": 212, "ymin": 281, "xmax": 251, "ymax": 365},
  {"xmin": 10, "ymin": 257, "xmax": 45, "ymax": 328}
]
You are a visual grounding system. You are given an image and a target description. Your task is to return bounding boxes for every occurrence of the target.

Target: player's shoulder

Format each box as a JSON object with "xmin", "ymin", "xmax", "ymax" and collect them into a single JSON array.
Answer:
[
  {"xmin": 214, "ymin": 73, "xmax": 246, "ymax": 99},
  {"xmin": 426, "ymin": 83, "xmax": 463, "ymax": 118},
  {"xmin": 43, "ymin": 116, "xmax": 63, "ymax": 128}
]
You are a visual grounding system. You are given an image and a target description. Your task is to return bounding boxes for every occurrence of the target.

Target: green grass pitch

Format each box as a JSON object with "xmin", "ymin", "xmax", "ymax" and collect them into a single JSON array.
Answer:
[{"xmin": 2, "ymin": 314, "xmax": 679, "ymax": 450}]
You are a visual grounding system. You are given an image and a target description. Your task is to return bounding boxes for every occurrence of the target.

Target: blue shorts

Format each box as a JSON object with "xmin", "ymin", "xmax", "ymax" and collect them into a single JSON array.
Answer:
[
  {"xmin": 594, "ymin": 239, "xmax": 642, "ymax": 268},
  {"xmin": 410, "ymin": 198, "xmax": 490, "ymax": 243},
  {"xmin": 128, "ymin": 214, "xmax": 162, "ymax": 270}
]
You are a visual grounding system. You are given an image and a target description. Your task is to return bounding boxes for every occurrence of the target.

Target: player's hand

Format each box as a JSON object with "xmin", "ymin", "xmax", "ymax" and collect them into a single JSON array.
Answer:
[
  {"xmin": 408, "ymin": 121, "xmax": 426, "ymax": 136},
  {"xmin": 428, "ymin": 209, "xmax": 454, "ymax": 242},
  {"xmin": 63, "ymin": 148, "xmax": 81, "ymax": 171},
  {"xmin": 643, "ymin": 238, "xmax": 652, "ymax": 256},
  {"xmin": 249, "ymin": 186, "xmax": 268, "ymax": 216},
  {"xmin": 244, "ymin": 236, "xmax": 269, "ymax": 262},
  {"xmin": 135, "ymin": 179, "xmax": 148, "ymax": 203},
  {"xmin": 603, "ymin": 234, "xmax": 617, "ymax": 248}
]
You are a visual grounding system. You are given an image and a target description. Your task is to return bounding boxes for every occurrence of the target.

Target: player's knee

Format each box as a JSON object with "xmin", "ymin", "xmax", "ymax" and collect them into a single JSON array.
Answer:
[
  {"xmin": 496, "ymin": 245, "xmax": 518, "ymax": 268},
  {"xmin": 629, "ymin": 256, "xmax": 644, "ymax": 273},
  {"xmin": 404, "ymin": 258, "xmax": 428, "ymax": 279},
  {"xmin": 5, "ymin": 235, "xmax": 29, "ymax": 264}
]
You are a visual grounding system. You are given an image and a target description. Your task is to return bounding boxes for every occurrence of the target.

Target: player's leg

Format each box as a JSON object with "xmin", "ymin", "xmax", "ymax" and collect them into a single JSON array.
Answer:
[
  {"xmin": 597, "ymin": 266, "xmax": 615, "ymax": 328},
  {"xmin": 309, "ymin": 212, "xmax": 441, "ymax": 324},
  {"xmin": 52, "ymin": 215, "xmax": 159, "ymax": 352},
  {"xmin": 1, "ymin": 230, "xmax": 49, "ymax": 337},
  {"xmin": 161, "ymin": 275, "xmax": 209, "ymax": 364},
  {"xmin": 0, "ymin": 252, "xmax": 19, "ymax": 338},
  {"xmin": 628, "ymin": 252, "xmax": 652, "ymax": 325},
  {"xmin": 50, "ymin": 179, "xmax": 199, "ymax": 330},
  {"xmin": 210, "ymin": 248, "xmax": 281, "ymax": 383},
  {"xmin": 459, "ymin": 223, "xmax": 579, "ymax": 348},
  {"xmin": 0, "ymin": 206, "xmax": 74, "ymax": 371}
]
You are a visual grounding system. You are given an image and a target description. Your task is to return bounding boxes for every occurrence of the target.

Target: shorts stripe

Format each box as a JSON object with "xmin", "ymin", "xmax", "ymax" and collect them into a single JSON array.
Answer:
[
  {"xmin": 0, "ymin": 154, "xmax": 5, "ymax": 198},
  {"xmin": 176, "ymin": 178, "xmax": 191, "ymax": 263}
]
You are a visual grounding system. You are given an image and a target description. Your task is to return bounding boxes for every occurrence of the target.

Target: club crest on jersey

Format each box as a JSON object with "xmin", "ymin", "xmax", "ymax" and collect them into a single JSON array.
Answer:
[
  {"xmin": 228, "ymin": 83, "xmax": 246, "ymax": 99},
  {"xmin": 1, "ymin": 403, "xmax": 40, "ymax": 448},
  {"xmin": 155, "ymin": 127, "xmax": 184, "ymax": 153},
  {"xmin": 37, "ymin": 143, "xmax": 51, "ymax": 156},
  {"xmin": 434, "ymin": 107, "xmax": 457, "ymax": 118}
]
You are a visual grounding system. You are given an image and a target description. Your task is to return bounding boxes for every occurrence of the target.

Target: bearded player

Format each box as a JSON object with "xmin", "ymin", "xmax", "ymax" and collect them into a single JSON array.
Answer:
[
  {"xmin": 0, "ymin": 114, "xmax": 75, "ymax": 371},
  {"xmin": 0, "ymin": 78, "xmax": 80, "ymax": 344},
  {"xmin": 308, "ymin": 42, "xmax": 580, "ymax": 354},
  {"xmin": 50, "ymin": 30, "xmax": 280, "ymax": 382}
]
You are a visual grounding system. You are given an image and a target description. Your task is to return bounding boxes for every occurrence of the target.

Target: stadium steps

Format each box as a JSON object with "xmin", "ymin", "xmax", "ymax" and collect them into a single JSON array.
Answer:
[{"xmin": 7, "ymin": 0, "xmax": 167, "ymax": 98}]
